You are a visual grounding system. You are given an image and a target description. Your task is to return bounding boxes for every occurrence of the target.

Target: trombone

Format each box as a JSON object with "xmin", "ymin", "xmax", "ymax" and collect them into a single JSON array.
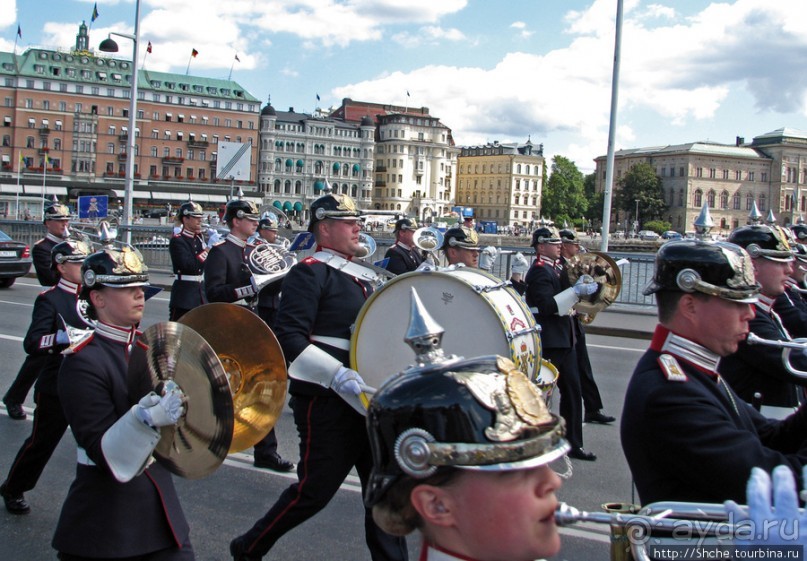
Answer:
[{"xmin": 745, "ymin": 333, "xmax": 807, "ymax": 379}]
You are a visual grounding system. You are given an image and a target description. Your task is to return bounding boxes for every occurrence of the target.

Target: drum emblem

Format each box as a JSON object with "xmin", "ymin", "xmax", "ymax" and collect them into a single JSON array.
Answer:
[
  {"xmin": 510, "ymin": 317, "xmax": 526, "ymax": 331},
  {"xmin": 440, "ymin": 292, "xmax": 454, "ymax": 305}
]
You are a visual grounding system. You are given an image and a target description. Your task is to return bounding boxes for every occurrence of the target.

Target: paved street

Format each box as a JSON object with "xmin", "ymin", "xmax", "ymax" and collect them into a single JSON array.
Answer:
[{"xmin": 0, "ymin": 277, "xmax": 652, "ymax": 560}]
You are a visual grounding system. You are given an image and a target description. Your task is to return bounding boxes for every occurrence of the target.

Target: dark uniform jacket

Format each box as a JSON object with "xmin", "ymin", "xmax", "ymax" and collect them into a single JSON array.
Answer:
[
  {"xmin": 274, "ymin": 249, "xmax": 373, "ymax": 397},
  {"xmin": 719, "ymin": 295, "xmax": 807, "ymax": 408},
  {"xmin": 54, "ymin": 322, "xmax": 190, "ymax": 558},
  {"xmin": 254, "ymin": 240, "xmax": 283, "ymax": 314},
  {"xmin": 24, "ymin": 278, "xmax": 88, "ymax": 396},
  {"xmin": 204, "ymin": 234, "xmax": 255, "ymax": 304},
  {"xmin": 383, "ymin": 242, "xmax": 422, "ymax": 275},
  {"xmin": 525, "ymin": 255, "xmax": 573, "ymax": 349},
  {"xmin": 774, "ymin": 279, "xmax": 807, "ymax": 338},
  {"xmin": 622, "ymin": 325, "xmax": 807, "ymax": 505},
  {"xmin": 169, "ymin": 227, "xmax": 208, "ymax": 311},
  {"xmin": 32, "ymin": 233, "xmax": 64, "ymax": 286}
]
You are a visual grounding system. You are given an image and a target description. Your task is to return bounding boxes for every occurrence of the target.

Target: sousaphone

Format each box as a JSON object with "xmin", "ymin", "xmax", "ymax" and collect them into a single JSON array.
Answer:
[
  {"xmin": 127, "ymin": 303, "xmax": 288, "ymax": 479},
  {"xmin": 565, "ymin": 251, "xmax": 622, "ymax": 324}
]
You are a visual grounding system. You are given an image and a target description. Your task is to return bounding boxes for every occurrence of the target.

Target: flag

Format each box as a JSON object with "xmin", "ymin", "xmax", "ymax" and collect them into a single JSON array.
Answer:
[
  {"xmin": 234, "ymin": 53, "xmax": 240, "ymax": 62},
  {"xmin": 16, "ymin": 25, "xmax": 21, "ymax": 39},
  {"xmin": 147, "ymin": 41, "xmax": 152, "ymax": 54},
  {"xmin": 19, "ymin": 153, "xmax": 24, "ymax": 162},
  {"xmin": 316, "ymin": 94, "xmax": 320, "ymax": 101},
  {"xmin": 91, "ymin": 2, "xmax": 99, "ymax": 22},
  {"xmin": 191, "ymin": 48, "xmax": 199, "ymax": 58},
  {"xmin": 406, "ymin": 90, "xmax": 410, "ymax": 97}
]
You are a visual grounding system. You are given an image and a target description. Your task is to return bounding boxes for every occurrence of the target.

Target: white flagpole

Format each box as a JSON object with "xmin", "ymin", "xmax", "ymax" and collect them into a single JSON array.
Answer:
[
  {"xmin": 41, "ymin": 156, "xmax": 47, "ymax": 219},
  {"xmin": 15, "ymin": 153, "xmax": 21, "ymax": 219}
]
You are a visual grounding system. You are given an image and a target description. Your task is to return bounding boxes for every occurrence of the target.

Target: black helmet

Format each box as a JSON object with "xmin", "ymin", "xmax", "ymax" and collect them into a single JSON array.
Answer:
[
  {"xmin": 793, "ymin": 243, "xmax": 807, "ymax": 264},
  {"xmin": 365, "ymin": 291, "xmax": 569, "ymax": 508},
  {"xmin": 81, "ymin": 246, "xmax": 149, "ymax": 298},
  {"xmin": 43, "ymin": 203, "xmax": 70, "ymax": 222},
  {"xmin": 393, "ymin": 218, "xmax": 417, "ymax": 233},
  {"xmin": 440, "ymin": 225, "xmax": 480, "ymax": 251},
  {"xmin": 791, "ymin": 224, "xmax": 807, "ymax": 243},
  {"xmin": 51, "ymin": 239, "xmax": 92, "ymax": 270},
  {"xmin": 178, "ymin": 200, "xmax": 204, "ymax": 219},
  {"xmin": 559, "ymin": 229, "xmax": 579, "ymax": 244},
  {"xmin": 531, "ymin": 226, "xmax": 561, "ymax": 246},
  {"xmin": 307, "ymin": 193, "xmax": 362, "ymax": 233},
  {"xmin": 223, "ymin": 199, "xmax": 260, "ymax": 223},
  {"xmin": 728, "ymin": 224, "xmax": 793, "ymax": 262},
  {"xmin": 643, "ymin": 240, "xmax": 759, "ymax": 303},
  {"xmin": 259, "ymin": 215, "xmax": 278, "ymax": 231}
]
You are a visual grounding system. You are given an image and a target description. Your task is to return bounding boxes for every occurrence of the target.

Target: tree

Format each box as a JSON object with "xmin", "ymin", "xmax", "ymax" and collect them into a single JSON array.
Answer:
[
  {"xmin": 583, "ymin": 172, "xmax": 603, "ymax": 223},
  {"xmin": 542, "ymin": 156, "xmax": 588, "ymax": 225},
  {"xmin": 615, "ymin": 162, "xmax": 667, "ymax": 225}
]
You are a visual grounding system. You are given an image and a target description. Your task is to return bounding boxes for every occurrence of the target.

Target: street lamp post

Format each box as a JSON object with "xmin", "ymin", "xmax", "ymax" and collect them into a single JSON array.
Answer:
[
  {"xmin": 99, "ymin": 0, "xmax": 141, "ymax": 245},
  {"xmin": 634, "ymin": 198, "xmax": 640, "ymax": 235}
]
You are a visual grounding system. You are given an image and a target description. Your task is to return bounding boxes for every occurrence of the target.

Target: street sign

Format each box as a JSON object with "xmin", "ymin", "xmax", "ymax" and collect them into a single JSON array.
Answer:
[
  {"xmin": 216, "ymin": 141, "xmax": 252, "ymax": 181},
  {"xmin": 77, "ymin": 195, "xmax": 108, "ymax": 220}
]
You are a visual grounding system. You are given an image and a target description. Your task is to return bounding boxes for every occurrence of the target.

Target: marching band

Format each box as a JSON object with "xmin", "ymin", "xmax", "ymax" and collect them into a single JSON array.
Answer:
[{"xmin": 2, "ymin": 194, "xmax": 807, "ymax": 560}]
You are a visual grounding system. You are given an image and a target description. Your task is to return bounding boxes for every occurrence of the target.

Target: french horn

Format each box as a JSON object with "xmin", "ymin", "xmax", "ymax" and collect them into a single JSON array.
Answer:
[{"xmin": 248, "ymin": 243, "xmax": 296, "ymax": 292}]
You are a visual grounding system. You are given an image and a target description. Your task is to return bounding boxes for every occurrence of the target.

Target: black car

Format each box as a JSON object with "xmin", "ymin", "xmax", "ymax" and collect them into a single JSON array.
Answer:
[{"xmin": 0, "ymin": 229, "xmax": 32, "ymax": 288}]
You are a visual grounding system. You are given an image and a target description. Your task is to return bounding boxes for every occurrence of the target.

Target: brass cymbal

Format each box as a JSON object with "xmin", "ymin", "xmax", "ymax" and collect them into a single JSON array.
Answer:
[
  {"xmin": 128, "ymin": 322, "xmax": 233, "ymax": 479},
  {"xmin": 566, "ymin": 251, "xmax": 622, "ymax": 323},
  {"xmin": 179, "ymin": 303, "xmax": 288, "ymax": 453}
]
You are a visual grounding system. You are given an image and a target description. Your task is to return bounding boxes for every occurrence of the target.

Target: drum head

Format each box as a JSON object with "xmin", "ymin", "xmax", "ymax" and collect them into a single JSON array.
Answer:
[{"xmin": 352, "ymin": 269, "xmax": 540, "ymax": 391}]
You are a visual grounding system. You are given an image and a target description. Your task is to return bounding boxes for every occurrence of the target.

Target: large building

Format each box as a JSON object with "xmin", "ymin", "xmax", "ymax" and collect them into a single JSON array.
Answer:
[
  {"xmin": 456, "ymin": 140, "xmax": 544, "ymax": 229},
  {"xmin": 593, "ymin": 129, "xmax": 807, "ymax": 233},
  {"xmin": 0, "ymin": 22, "xmax": 261, "ymax": 218},
  {"xmin": 257, "ymin": 102, "xmax": 375, "ymax": 222},
  {"xmin": 332, "ymin": 98, "xmax": 458, "ymax": 223}
]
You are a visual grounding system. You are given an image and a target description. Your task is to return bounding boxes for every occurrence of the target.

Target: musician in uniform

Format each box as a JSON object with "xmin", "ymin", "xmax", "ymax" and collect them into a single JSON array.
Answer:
[
  {"xmin": 622, "ymin": 239, "xmax": 807, "ymax": 504},
  {"xmin": 383, "ymin": 218, "xmax": 422, "ymax": 275},
  {"xmin": 2, "ymin": 201, "xmax": 72, "ymax": 420},
  {"xmin": 230, "ymin": 192, "xmax": 408, "ymax": 561},
  {"xmin": 205, "ymin": 199, "xmax": 293, "ymax": 473},
  {"xmin": 254, "ymin": 215, "xmax": 284, "ymax": 329},
  {"xmin": 773, "ymin": 241, "xmax": 807, "ymax": 337},
  {"xmin": 440, "ymin": 225, "xmax": 481, "ymax": 268},
  {"xmin": 558, "ymin": 229, "xmax": 615, "ymax": 425},
  {"xmin": 53, "ymin": 244, "xmax": 193, "ymax": 560},
  {"xmin": 718, "ymin": 224, "xmax": 807, "ymax": 415},
  {"xmin": 0, "ymin": 239, "xmax": 91, "ymax": 515},
  {"xmin": 365, "ymin": 292, "xmax": 569, "ymax": 561},
  {"xmin": 168, "ymin": 200, "xmax": 208, "ymax": 321},
  {"xmin": 526, "ymin": 226, "xmax": 598, "ymax": 461}
]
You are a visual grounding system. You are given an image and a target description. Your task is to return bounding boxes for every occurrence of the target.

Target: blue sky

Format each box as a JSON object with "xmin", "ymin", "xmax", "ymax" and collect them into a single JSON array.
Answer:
[{"xmin": 5, "ymin": 0, "xmax": 807, "ymax": 172}]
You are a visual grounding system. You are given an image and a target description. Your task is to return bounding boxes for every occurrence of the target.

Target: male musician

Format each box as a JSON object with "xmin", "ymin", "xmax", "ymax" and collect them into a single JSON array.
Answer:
[
  {"xmin": 168, "ymin": 200, "xmax": 208, "ymax": 321},
  {"xmin": 254, "ymin": 215, "xmax": 284, "ymax": 329},
  {"xmin": 525, "ymin": 226, "xmax": 598, "ymax": 461},
  {"xmin": 622, "ymin": 239, "xmax": 807, "ymax": 504},
  {"xmin": 205, "ymin": 199, "xmax": 293, "ymax": 473},
  {"xmin": 0, "ymin": 240, "xmax": 91, "ymax": 514},
  {"xmin": 772, "ymin": 242, "xmax": 807, "ymax": 337},
  {"xmin": 53, "ymin": 244, "xmax": 193, "ymax": 559},
  {"xmin": 2, "ymin": 201, "xmax": 72, "ymax": 420},
  {"xmin": 718, "ymin": 224, "xmax": 807, "ymax": 414},
  {"xmin": 365, "ymin": 295, "xmax": 569, "ymax": 561},
  {"xmin": 383, "ymin": 217, "xmax": 422, "ymax": 274},
  {"xmin": 441, "ymin": 225, "xmax": 481, "ymax": 268},
  {"xmin": 558, "ymin": 229, "xmax": 615, "ymax": 425},
  {"xmin": 230, "ymin": 192, "xmax": 408, "ymax": 561}
]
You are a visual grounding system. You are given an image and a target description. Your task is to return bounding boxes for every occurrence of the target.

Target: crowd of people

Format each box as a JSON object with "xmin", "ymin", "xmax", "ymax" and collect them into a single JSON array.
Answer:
[{"xmin": 2, "ymin": 195, "xmax": 807, "ymax": 560}]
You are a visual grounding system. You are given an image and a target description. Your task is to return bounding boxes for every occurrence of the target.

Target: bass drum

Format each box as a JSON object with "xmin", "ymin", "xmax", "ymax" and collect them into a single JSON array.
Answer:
[{"xmin": 351, "ymin": 268, "xmax": 542, "ymax": 390}]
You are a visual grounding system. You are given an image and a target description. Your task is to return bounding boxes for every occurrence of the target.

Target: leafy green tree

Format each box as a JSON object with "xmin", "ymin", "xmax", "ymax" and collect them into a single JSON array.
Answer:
[
  {"xmin": 615, "ymin": 162, "xmax": 667, "ymax": 224},
  {"xmin": 643, "ymin": 220, "xmax": 671, "ymax": 234},
  {"xmin": 542, "ymin": 156, "xmax": 588, "ymax": 225}
]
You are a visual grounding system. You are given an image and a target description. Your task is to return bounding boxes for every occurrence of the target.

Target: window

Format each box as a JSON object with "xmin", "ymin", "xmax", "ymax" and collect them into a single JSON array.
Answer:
[
  {"xmin": 733, "ymin": 192, "xmax": 741, "ymax": 210},
  {"xmin": 694, "ymin": 189, "xmax": 702, "ymax": 207},
  {"xmin": 720, "ymin": 191, "xmax": 729, "ymax": 209},
  {"xmin": 707, "ymin": 190, "xmax": 715, "ymax": 208},
  {"xmin": 746, "ymin": 193, "xmax": 754, "ymax": 211}
]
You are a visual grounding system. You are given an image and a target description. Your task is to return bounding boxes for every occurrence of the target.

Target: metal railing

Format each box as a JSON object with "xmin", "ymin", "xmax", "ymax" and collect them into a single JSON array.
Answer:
[{"xmin": 0, "ymin": 220, "xmax": 657, "ymax": 308}]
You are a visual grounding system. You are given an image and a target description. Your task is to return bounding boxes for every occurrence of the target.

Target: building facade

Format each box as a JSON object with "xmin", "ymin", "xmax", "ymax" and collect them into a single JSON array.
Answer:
[
  {"xmin": 456, "ymin": 140, "xmax": 544, "ymax": 229},
  {"xmin": 332, "ymin": 98, "xmax": 458, "ymax": 223},
  {"xmin": 257, "ymin": 102, "xmax": 375, "ymax": 222},
  {"xmin": 0, "ymin": 22, "xmax": 261, "ymax": 218}
]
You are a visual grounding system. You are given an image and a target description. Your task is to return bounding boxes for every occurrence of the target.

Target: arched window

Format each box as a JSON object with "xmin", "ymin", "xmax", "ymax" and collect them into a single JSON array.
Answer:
[
  {"xmin": 678, "ymin": 188, "xmax": 684, "ymax": 207},
  {"xmin": 707, "ymin": 190, "xmax": 715, "ymax": 208},
  {"xmin": 273, "ymin": 179, "xmax": 281, "ymax": 193},
  {"xmin": 295, "ymin": 180, "xmax": 302, "ymax": 195},
  {"xmin": 274, "ymin": 158, "xmax": 281, "ymax": 172},
  {"xmin": 759, "ymin": 194, "xmax": 766, "ymax": 211},
  {"xmin": 517, "ymin": 164, "xmax": 522, "ymax": 174},
  {"xmin": 733, "ymin": 192, "xmax": 741, "ymax": 210},
  {"xmin": 746, "ymin": 193, "xmax": 754, "ymax": 210},
  {"xmin": 284, "ymin": 180, "xmax": 291, "ymax": 194},
  {"xmin": 720, "ymin": 191, "xmax": 728, "ymax": 209},
  {"xmin": 694, "ymin": 189, "xmax": 703, "ymax": 207},
  {"xmin": 351, "ymin": 184, "xmax": 358, "ymax": 197}
]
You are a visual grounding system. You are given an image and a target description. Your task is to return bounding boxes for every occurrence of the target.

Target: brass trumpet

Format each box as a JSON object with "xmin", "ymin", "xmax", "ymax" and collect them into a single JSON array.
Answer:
[{"xmin": 745, "ymin": 333, "xmax": 807, "ymax": 379}]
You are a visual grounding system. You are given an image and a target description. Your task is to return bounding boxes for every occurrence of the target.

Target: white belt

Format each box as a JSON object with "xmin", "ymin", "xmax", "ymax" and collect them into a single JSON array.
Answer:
[
  {"xmin": 759, "ymin": 405, "xmax": 798, "ymax": 420},
  {"xmin": 529, "ymin": 306, "xmax": 539, "ymax": 314},
  {"xmin": 76, "ymin": 447, "xmax": 96, "ymax": 466},
  {"xmin": 310, "ymin": 335, "xmax": 351, "ymax": 351},
  {"xmin": 175, "ymin": 274, "xmax": 203, "ymax": 282}
]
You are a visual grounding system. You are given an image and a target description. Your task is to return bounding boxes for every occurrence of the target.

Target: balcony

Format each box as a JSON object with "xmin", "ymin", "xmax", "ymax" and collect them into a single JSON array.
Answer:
[
  {"xmin": 38, "ymin": 147, "xmax": 50, "ymax": 155},
  {"xmin": 374, "ymin": 179, "xmax": 386, "ymax": 187},
  {"xmin": 162, "ymin": 156, "xmax": 184, "ymax": 165},
  {"xmin": 187, "ymin": 139, "xmax": 209, "ymax": 149},
  {"xmin": 39, "ymin": 127, "xmax": 50, "ymax": 136},
  {"xmin": 117, "ymin": 152, "xmax": 128, "ymax": 161},
  {"xmin": 375, "ymin": 165, "xmax": 387, "ymax": 172}
]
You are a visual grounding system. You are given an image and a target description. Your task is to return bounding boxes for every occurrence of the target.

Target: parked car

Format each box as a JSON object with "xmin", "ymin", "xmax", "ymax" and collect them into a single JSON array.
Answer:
[
  {"xmin": 662, "ymin": 230, "xmax": 683, "ymax": 241},
  {"xmin": 0, "ymin": 229, "xmax": 32, "ymax": 288},
  {"xmin": 638, "ymin": 230, "xmax": 660, "ymax": 241}
]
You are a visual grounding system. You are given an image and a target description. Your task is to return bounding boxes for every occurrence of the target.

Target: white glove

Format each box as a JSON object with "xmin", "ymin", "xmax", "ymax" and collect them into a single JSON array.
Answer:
[
  {"xmin": 55, "ymin": 330, "xmax": 70, "ymax": 345},
  {"xmin": 134, "ymin": 388, "xmax": 185, "ymax": 428},
  {"xmin": 725, "ymin": 465, "xmax": 807, "ymax": 546},
  {"xmin": 331, "ymin": 366, "xmax": 365, "ymax": 396},
  {"xmin": 573, "ymin": 275, "xmax": 598, "ymax": 297}
]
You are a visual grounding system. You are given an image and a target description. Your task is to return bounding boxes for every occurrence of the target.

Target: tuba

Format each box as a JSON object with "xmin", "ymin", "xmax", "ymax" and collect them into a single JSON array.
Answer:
[
  {"xmin": 127, "ymin": 304, "xmax": 288, "ymax": 479},
  {"xmin": 412, "ymin": 226, "xmax": 445, "ymax": 270},
  {"xmin": 565, "ymin": 251, "xmax": 622, "ymax": 323},
  {"xmin": 356, "ymin": 232, "xmax": 377, "ymax": 260}
]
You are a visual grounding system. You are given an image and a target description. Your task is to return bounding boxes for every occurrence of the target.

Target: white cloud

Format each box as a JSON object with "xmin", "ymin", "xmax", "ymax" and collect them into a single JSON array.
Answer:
[
  {"xmin": 509, "ymin": 21, "xmax": 533, "ymax": 39},
  {"xmin": 0, "ymin": 0, "xmax": 16, "ymax": 29},
  {"xmin": 393, "ymin": 26, "xmax": 466, "ymax": 48}
]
